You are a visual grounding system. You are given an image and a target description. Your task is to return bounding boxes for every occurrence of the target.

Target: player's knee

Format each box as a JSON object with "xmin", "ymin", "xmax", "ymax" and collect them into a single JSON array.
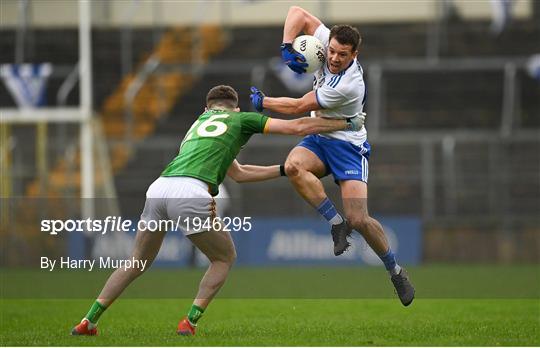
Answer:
[
  {"xmin": 284, "ymin": 158, "xmax": 301, "ymax": 177},
  {"xmin": 348, "ymin": 214, "xmax": 370, "ymax": 233},
  {"xmin": 214, "ymin": 248, "xmax": 236, "ymax": 266}
]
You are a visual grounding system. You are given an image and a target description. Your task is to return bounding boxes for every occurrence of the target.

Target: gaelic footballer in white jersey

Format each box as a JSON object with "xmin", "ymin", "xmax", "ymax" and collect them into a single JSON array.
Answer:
[
  {"xmin": 312, "ymin": 24, "xmax": 367, "ymax": 147},
  {"xmin": 248, "ymin": 5, "xmax": 415, "ymax": 306}
]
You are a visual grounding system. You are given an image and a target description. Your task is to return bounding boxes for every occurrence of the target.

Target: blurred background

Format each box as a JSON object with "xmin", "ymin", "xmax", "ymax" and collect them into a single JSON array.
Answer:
[{"xmin": 0, "ymin": 0, "xmax": 539, "ymax": 272}]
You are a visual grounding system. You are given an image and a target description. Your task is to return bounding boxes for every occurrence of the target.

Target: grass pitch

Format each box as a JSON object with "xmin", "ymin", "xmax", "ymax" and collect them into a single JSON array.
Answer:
[
  {"xmin": 1, "ymin": 265, "xmax": 539, "ymax": 346},
  {"xmin": 1, "ymin": 299, "xmax": 538, "ymax": 346}
]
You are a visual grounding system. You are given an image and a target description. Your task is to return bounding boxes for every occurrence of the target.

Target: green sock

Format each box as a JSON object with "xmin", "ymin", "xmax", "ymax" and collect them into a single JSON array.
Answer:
[
  {"xmin": 187, "ymin": 304, "xmax": 205, "ymax": 325},
  {"xmin": 85, "ymin": 300, "xmax": 107, "ymax": 324}
]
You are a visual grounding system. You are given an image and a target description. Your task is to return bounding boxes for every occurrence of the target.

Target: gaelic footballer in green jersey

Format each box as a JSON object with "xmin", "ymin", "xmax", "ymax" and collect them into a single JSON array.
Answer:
[
  {"xmin": 71, "ymin": 85, "xmax": 364, "ymax": 337},
  {"xmin": 161, "ymin": 110, "xmax": 270, "ymax": 196}
]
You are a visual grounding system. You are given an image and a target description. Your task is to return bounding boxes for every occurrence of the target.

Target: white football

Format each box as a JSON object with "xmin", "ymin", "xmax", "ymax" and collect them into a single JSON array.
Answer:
[{"xmin": 292, "ymin": 35, "xmax": 326, "ymax": 73}]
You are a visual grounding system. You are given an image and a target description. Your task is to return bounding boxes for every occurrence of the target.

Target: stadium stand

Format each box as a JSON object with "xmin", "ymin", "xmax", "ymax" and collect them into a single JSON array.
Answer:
[
  {"xmin": 112, "ymin": 19, "xmax": 539, "ymax": 219},
  {"xmin": 1, "ymin": 17, "xmax": 538, "ymax": 263}
]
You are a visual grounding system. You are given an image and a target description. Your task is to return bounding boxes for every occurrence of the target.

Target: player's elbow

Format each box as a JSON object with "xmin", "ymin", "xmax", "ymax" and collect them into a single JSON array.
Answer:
[
  {"xmin": 288, "ymin": 6, "xmax": 305, "ymax": 17},
  {"xmin": 230, "ymin": 167, "xmax": 250, "ymax": 183},
  {"xmin": 230, "ymin": 174, "xmax": 246, "ymax": 184},
  {"xmin": 229, "ymin": 174, "xmax": 242, "ymax": 183},
  {"xmin": 228, "ymin": 167, "xmax": 243, "ymax": 183},
  {"xmin": 289, "ymin": 5, "xmax": 310, "ymax": 22},
  {"xmin": 234, "ymin": 176, "xmax": 249, "ymax": 184}
]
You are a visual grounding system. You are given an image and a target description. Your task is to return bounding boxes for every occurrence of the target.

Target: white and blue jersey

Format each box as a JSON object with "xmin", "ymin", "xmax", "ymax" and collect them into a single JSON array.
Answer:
[
  {"xmin": 297, "ymin": 24, "xmax": 370, "ymax": 183},
  {"xmin": 312, "ymin": 24, "xmax": 367, "ymax": 147}
]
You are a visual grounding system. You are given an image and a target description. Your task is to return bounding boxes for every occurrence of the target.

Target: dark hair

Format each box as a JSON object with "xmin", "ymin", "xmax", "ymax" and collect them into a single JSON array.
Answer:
[
  {"xmin": 206, "ymin": 85, "xmax": 239, "ymax": 109},
  {"xmin": 329, "ymin": 25, "xmax": 361, "ymax": 52}
]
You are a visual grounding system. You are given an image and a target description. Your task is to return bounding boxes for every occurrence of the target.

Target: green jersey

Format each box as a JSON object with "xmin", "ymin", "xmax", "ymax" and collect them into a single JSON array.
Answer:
[{"xmin": 161, "ymin": 109, "xmax": 269, "ymax": 195}]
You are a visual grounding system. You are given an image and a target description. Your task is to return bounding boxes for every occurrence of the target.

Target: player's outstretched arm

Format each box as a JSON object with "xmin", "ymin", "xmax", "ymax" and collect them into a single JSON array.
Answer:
[
  {"xmin": 250, "ymin": 87, "xmax": 320, "ymax": 115},
  {"xmin": 283, "ymin": 6, "xmax": 322, "ymax": 42},
  {"xmin": 265, "ymin": 91, "xmax": 320, "ymax": 116},
  {"xmin": 265, "ymin": 113, "xmax": 364, "ymax": 136},
  {"xmin": 227, "ymin": 160, "xmax": 281, "ymax": 183}
]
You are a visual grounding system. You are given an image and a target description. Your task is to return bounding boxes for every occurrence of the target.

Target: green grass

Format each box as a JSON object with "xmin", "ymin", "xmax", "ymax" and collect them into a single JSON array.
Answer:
[
  {"xmin": 1, "ymin": 299, "xmax": 538, "ymax": 346},
  {"xmin": 1, "ymin": 265, "xmax": 539, "ymax": 346}
]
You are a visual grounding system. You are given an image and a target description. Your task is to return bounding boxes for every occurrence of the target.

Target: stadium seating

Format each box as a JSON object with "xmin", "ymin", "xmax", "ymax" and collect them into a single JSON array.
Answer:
[
  {"xmin": 113, "ymin": 19, "xmax": 539, "ymax": 218},
  {"xmin": 1, "ymin": 19, "xmax": 538, "ymax": 221}
]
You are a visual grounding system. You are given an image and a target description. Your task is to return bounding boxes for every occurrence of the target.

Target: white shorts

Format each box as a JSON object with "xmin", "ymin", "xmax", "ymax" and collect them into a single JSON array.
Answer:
[{"xmin": 140, "ymin": 176, "xmax": 217, "ymax": 235}]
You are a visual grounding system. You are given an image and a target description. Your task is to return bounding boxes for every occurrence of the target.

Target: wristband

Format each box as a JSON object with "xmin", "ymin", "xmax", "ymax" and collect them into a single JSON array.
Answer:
[
  {"xmin": 346, "ymin": 118, "xmax": 354, "ymax": 131},
  {"xmin": 280, "ymin": 164, "xmax": 287, "ymax": 177},
  {"xmin": 281, "ymin": 42, "xmax": 292, "ymax": 49}
]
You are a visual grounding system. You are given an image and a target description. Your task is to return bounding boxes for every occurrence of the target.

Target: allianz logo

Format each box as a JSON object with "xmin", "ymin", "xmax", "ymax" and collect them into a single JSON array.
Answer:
[
  {"xmin": 267, "ymin": 228, "xmax": 398, "ymax": 264},
  {"xmin": 267, "ymin": 230, "xmax": 357, "ymax": 260}
]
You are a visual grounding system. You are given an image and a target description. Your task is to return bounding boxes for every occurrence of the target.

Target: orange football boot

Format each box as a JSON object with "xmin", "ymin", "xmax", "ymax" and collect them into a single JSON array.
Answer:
[
  {"xmin": 177, "ymin": 317, "xmax": 196, "ymax": 336},
  {"xmin": 71, "ymin": 318, "xmax": 98, "ymax": 336}
]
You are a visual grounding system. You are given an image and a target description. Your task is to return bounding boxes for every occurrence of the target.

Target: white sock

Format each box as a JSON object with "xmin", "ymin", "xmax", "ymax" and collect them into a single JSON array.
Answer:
[
  {"xmin": 83, "ymin": 318, "xmax": 97, "ymax": 329},
  {"xmin": 390, "ymin": 264, "xmax": 402, "ymax": 276},
  {"xmin": 329, "ymin": 214, "xmax": 344, "ymax": 225}
]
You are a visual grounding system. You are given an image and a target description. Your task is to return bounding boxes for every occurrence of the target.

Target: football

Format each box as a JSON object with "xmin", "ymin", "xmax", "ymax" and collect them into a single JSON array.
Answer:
[{"xmin": 292, "ymin": 35, "xmax": 326, "ymax": 73}]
